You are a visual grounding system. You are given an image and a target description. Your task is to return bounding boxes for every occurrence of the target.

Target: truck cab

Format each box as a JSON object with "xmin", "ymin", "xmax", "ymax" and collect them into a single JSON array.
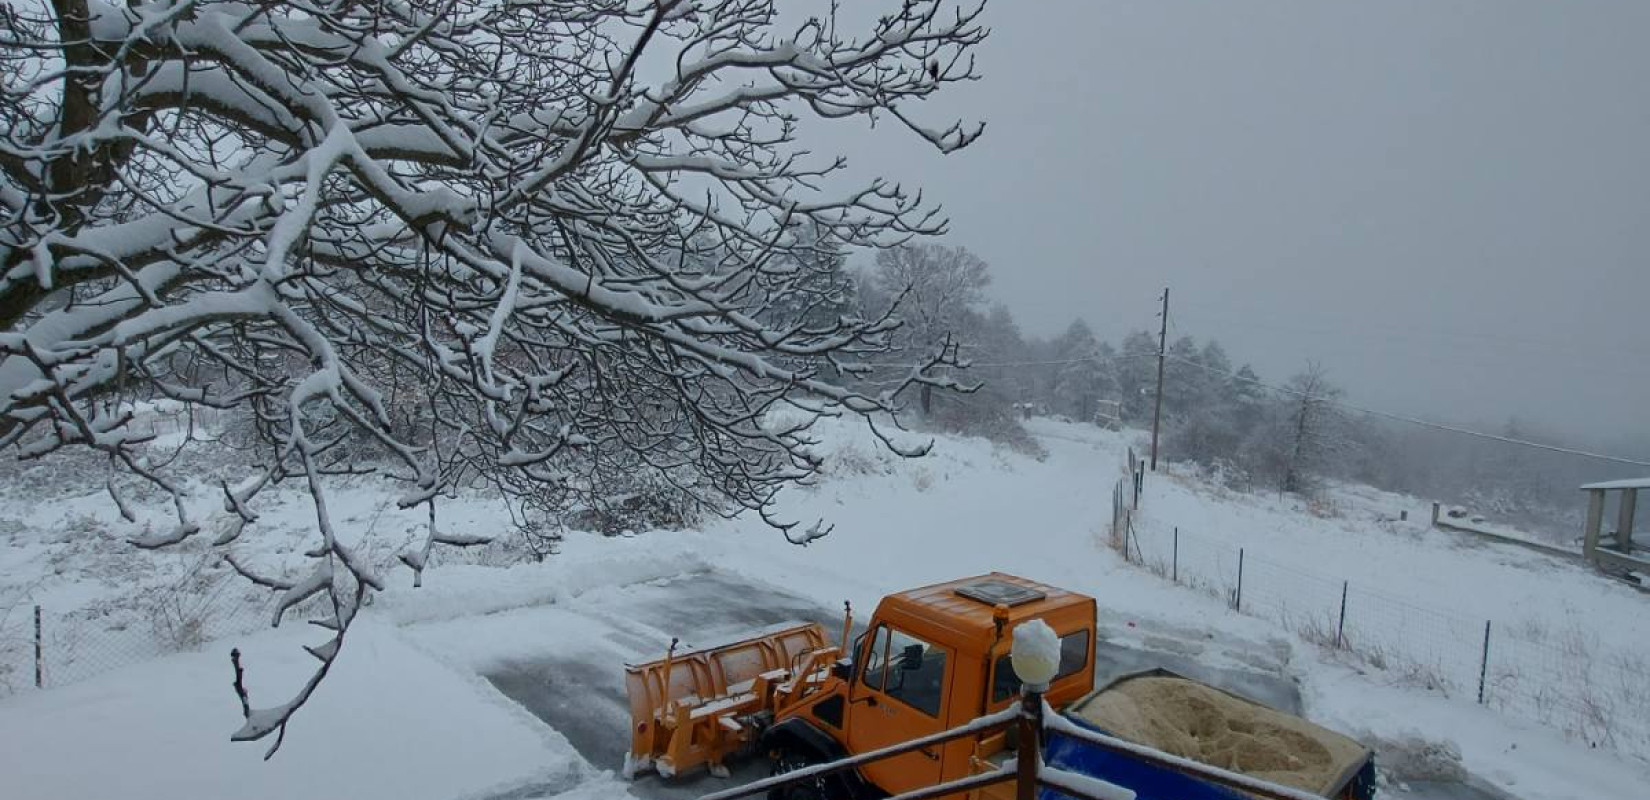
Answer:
[{"xmin": 766, "ymin": 573, "xmax": 1097, "ymax": 798}]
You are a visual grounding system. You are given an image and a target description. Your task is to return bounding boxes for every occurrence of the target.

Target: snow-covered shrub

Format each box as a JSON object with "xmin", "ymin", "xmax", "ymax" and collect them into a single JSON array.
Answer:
[
  {"xmin": 560, "ymin": 472, "xmax": 704, "ymax": 538},
  {"xmin": 826, "ymin": 441, "xmax": 896, "ymax": 477},
  {"xmin": 146, "ymin": 590, "xmax": 217, "ymax": 652},
  {"xmin": 1305, "ymin": 496, "xmax": 1342, "ymax": 519},
  {"xmin": 133, "ymin": 562, "xmax": 235, "ymax": 653},
  {"xmin": 920, "ymin": 398, "xmax": 1048, "ymax": 460}
]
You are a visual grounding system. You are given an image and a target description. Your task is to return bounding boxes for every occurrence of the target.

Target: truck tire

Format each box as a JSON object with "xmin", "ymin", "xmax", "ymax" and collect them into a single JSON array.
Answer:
[{"xmin": 768, "ymin": 748, "xmax": 831, "ymax": 800}]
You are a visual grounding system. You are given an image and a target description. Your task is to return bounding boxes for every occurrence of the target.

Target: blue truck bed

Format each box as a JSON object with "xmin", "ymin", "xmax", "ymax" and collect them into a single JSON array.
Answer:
[{"xmin": 1040, "ymin": 669, "xmax": 1377, "ymax": 800}]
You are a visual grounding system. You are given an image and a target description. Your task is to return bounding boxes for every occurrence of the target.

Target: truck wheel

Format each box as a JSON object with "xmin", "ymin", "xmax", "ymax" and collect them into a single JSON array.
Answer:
[{"xmin": 768, "ymin": 749, "xmax": 832, "ymax": 800}]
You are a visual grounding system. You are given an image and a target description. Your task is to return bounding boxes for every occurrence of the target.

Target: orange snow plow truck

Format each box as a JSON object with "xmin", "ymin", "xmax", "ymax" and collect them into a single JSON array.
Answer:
[{"xmin": 623, "ymin": 573, "xmax": 1375, "ymax": 800}]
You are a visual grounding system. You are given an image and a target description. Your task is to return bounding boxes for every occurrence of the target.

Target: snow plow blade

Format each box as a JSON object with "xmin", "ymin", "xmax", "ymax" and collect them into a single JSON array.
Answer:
[{"xmin": 624, "ymin": 621, "xmax": 833, "ymax": 780}]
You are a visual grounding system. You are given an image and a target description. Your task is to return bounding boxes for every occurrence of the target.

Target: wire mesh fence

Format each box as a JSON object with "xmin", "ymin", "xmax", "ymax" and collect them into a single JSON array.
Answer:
[
  {"xmin": 1115, "ymin": 466, "xmax": 1650, "ymax": 758},
  {"xmin": 0, "ymin": 567, "xmax": 331, "ymax": 696}
]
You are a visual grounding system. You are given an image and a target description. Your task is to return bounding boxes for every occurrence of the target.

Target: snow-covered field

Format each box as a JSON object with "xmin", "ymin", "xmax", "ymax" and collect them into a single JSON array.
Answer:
[
  {"xmin": 1, "ymin": 417, "xmax": 1646, "ymax": 800},
  {"xmin": 1128, "ymin": 457, "xmax": 1650, "ymax": 758},
  {"xmin": 1131, "ymin": 468, "xmax": 1647, "ymax": 654}
]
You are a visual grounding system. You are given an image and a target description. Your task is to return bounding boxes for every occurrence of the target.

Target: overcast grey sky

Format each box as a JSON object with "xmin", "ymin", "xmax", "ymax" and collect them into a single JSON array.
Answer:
[{"xmin": 823, "ymin": 0, "xmax": 1649, "ymax": 445}]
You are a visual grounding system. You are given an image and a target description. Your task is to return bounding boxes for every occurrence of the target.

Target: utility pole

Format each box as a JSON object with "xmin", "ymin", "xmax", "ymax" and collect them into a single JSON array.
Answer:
[{"xmin": 1149, "ymin": 287, "xmax": 1169, "ymax": 471}]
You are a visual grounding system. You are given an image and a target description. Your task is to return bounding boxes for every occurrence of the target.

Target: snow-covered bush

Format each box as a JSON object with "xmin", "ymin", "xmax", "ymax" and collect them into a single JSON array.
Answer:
[
  {"xmin": 921, "ymin": 398, "xmax": 1048, "ymax": 459},
  {"xmin": 825, "ymin": 441, "xmax": 898, "ymax": 478},
  {"xmin": 145, "ymin": 589, "xmax": 217, "ymax": 653}
]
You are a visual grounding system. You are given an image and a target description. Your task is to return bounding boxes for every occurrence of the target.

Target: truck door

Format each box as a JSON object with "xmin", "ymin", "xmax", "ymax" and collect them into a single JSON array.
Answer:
[{"xmin": 847, "ymin": 623, "xmax": 952, "ymax": 794}]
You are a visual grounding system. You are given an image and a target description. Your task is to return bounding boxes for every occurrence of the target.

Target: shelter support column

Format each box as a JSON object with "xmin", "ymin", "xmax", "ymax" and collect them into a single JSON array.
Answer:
[
  {"xmin": 1583, "ymin": 489, "xmax": 1605, "ymax": 564},
  {"xmin": 1617, "ymin": 488, "xmax": 1637, "ymax": 552}
]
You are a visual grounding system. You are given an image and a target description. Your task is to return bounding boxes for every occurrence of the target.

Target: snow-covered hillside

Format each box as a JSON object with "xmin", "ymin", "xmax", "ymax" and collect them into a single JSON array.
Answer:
[{"xmin": 1, "ymin": 418, "xmax": 1646, "ymax": 800}]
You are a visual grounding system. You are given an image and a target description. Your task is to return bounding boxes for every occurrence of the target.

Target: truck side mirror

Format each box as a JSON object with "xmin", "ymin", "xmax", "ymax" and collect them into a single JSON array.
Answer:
[{"xmin": 899, "ymin": 643, "xmax": 924, "ymax": 671}]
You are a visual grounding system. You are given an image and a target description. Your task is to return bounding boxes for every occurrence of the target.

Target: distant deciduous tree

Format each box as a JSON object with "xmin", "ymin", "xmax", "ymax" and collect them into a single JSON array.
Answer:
[
  {"xmin": 871, "ymin": 243, "xmax": 992, "ymax": 414},
  {"xmin": 872, "ymin": 243, "xmax": 991, "ymax": 348},
  {"xmin": 1279, "ymin": 363, "xmax": 1346, "ymax": 495}
]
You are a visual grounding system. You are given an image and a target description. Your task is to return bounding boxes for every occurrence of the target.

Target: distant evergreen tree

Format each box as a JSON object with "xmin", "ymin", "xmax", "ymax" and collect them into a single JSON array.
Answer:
[
  {"xmin": 1163, "ymin": 336, "xmax": 1203, "ymax": 420},
  {"xmin": 1051, "ymin": 320, "xmax": 1115, "ymax": 422},
  {"xmin": 1117, "ymin": 330, "xmax": 1161, "ymax": 424}
]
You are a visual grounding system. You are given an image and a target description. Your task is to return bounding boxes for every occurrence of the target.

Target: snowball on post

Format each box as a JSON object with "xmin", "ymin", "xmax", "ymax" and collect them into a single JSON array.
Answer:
[{"xmin": 1011, "ymin": 618, "xmax": 1060, "ymax": 692}]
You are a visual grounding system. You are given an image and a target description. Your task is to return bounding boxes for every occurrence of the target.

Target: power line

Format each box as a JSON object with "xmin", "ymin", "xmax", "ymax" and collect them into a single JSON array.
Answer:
[
  {"xmin": 1170, "ymin": 297, "xmax": 1650, "ymax": 361},
  {"xmin": 858, "ymin": 355, "xmax": 1120, "ymax": 369},
  {"xmin": 1160, "ymin": 353, "xmax": 1650, "ymax": 469}
]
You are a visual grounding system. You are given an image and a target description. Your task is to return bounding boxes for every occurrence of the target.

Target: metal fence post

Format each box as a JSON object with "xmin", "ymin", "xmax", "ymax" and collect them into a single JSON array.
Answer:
[
  {"xmin": 1478, "ymin": 620, "xmax": 1492, "ymax": 705},
  {"xmin": 34, "ymin": 604, "xmax": 43, "ymax": 689},
  {"xmin": 1172, "ymin": 527, "xmax": 1179, "ymax": 583},
  {"xmin": 1235, "ymin": 548, "xmax": 1245, "ymax": 613},
  {"xmin": 1335, "ymin": 581, "xmax": 1348, "ymax": 649}
]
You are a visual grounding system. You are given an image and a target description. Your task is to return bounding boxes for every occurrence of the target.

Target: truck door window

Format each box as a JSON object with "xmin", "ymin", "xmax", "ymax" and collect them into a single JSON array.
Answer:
[
  {"xmin": 880, "ymin": 628, "xmax": 947, "ymax": 717},
  {"xmin": 860, "ymin": 625, "xmax": 892, "ymax": 691},
  {"xmin": 991, "ymin": 630, "xmax": 1090, "ymax": 702}
]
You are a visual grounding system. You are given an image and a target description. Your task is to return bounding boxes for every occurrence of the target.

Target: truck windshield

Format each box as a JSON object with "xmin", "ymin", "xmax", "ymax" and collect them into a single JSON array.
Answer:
[{"xmin": 991, "ymin": 630, "xmax": 1090, "ymax": 702}]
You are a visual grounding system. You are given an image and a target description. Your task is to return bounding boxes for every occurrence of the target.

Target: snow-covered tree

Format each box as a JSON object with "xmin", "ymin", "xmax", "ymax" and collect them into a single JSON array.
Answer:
[
  {"xmin": 977, "ymin": 302, "xmax": 1026, "ymax": 362},
  {"xmin": 1193, "ymin": 340, "xmax": 1233, "ymax": 408},
  {"xmin": 1050, "ymin": 319, "xmax": 1113, "ymax": 423},
  {"xmin": 871, "ymin": 243, "xmax": 991, "ymax": 349},
  {"xmin": 921, "ymin": 300, "xmax": 1042, "ymax": 450},
  {"xmin": 1278, "ymin": 364, "xmax": 1346, "ymax": 495},
  {"xmin": 0, "ymin": 0, "xmax": 987, "ymax": 751},
  {"xmin": 870, "ymin": 243, "xmax": 991, "ymax": 414},
  {"xmin": 1116, "ymin": 330, "xmax": 1160, "ymax": 423},
  {"xmin": 1227, "ymin": 364, "xmax": 1268, "ymax": 426},
  {"xmin": 1160, "ymin": 338, "xmax": 1241, "ymax": 465},
  {"xmin": 1162, "ymin": 336, "xmax": 1202, "ymax": 420}
]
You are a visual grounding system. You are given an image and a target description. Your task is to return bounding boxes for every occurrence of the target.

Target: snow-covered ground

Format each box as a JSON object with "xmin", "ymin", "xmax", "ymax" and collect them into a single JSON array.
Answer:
[
  {"xmin": 1128, "ymin": 456, "xmax": 1650, "ymax": 758},
  {"xmin": 1130, "ymin": 467, "xmax": 1642, "ymax": 650},
  {"xmin": 1, "ymin": 417, "xmax": 1646, "ymax": 800}
]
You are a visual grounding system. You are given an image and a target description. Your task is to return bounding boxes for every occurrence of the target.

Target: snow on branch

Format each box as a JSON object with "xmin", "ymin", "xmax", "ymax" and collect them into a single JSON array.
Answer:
[{"xmin": 0, "ymin": 0, "xmax": 990, "ymax": 751}]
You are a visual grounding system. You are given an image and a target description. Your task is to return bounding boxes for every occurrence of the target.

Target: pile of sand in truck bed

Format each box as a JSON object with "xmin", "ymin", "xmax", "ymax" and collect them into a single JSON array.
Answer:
[{"xmin": 1070, "ymin": 675, "xmax": 1368, "ymax": 795}]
